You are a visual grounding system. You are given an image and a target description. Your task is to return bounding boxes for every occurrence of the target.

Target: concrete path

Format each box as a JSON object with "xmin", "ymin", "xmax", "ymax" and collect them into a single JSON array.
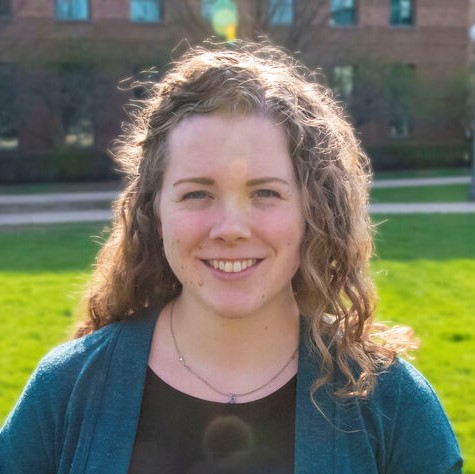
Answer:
[
  {"xmin": 0, "ymin": 210, "xmax": 113, "ymax": 226},
  {"xmin": 1, "ymin": 176, "xmax": 474, "ymax": 226},
  {"xmin": 369, "ymin": 203, "xmax": 475, "ymax": 214},
  {"xmin": 0, "ymin": 191, "xmax": 118, "ymax": 205},
  {"xmin": 371, "ymin": 176, "xmax": 470, "ymax": 188}
]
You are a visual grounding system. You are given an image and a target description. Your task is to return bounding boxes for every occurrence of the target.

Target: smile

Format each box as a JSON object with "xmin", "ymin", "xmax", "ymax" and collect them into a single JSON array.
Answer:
[{"xmin": 206, "ymin": 259, "xmax": 258, "ymax": 273}]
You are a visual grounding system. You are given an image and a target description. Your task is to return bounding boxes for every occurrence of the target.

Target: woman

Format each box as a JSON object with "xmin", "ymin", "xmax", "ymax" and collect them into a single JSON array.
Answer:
[{"xmin": 1, "ymin": 42, "xmax": 462, "ymax": 473}]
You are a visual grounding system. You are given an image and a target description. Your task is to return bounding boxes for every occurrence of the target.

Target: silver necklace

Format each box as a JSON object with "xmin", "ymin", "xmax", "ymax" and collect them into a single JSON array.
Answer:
[{"xmin": 169, "ymin": 302, "xmax": 298, "ymax": 404}]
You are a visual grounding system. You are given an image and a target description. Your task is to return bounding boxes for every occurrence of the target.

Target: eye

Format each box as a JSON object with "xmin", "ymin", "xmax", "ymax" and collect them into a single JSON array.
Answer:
[
  {"xmin": 182, "ymin": 190, "xmax": 212, "ymax": 200},
  {"xmin": 253, "ymin": 189, "xmax": 281, "ymax": 199}
]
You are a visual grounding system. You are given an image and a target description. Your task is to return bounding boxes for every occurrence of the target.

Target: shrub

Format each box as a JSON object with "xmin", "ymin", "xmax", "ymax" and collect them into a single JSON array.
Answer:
[
  {"xmin": 366, "ymin": 143, "xmax": 470, "ymax": 171},
  {"xmin": 0, "ymin": 148, "xmax": 119, "ymax": 184}
]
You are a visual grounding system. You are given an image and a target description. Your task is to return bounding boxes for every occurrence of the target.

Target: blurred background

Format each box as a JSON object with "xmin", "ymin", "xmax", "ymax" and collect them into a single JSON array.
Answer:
[
  {"xmin": 0, "ymin": 0, "xmax": 474, "ymax": 472},
  {"xmin": 0, "ymin": 0, "xmax": 473, "ymax": 182}
]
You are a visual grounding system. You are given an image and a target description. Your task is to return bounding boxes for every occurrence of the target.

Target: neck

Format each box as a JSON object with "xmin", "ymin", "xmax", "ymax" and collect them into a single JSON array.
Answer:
[{"xmin": 171, "ymin": 294, "xmax": 300, "ymax": 370}]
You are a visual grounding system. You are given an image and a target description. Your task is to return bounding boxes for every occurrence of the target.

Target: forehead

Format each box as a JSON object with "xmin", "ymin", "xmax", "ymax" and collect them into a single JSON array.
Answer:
[{"xmin": 166, "ymin": 114, "xmax": 294, "ymax": 179}]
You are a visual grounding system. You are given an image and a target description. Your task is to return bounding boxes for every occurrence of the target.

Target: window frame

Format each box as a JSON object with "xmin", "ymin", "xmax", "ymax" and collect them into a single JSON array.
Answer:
[
  {"xmin": 389, "ymin": 116, "xmax": 412, "ymax": 139},
  {"xmin": 0, "ymin": 61, "xmax": 18, "ymax": 151},
  {"xmin": 390, "ymin": 0, "xmax": 415, "ymax": 27},
  {"xmin": 330, "ymin": 0, "xmax": 358, "ymax": 27},
  {"xmin": 332, "ymin": 64, "xmax": 355, "ymax": 101},
  {"xmin": 201, "ymin": 0, "xmax": 214, "ymax": 20},
  {"xmin": 130, "ymin": 0, "xmax": 163, "ymax": 24},
  {"xmin": 269, "ymin": 0, "xmax": 293, "ymax": 26},
  {"xmin": 55, "ymin": 0, "xmax": 90, "ymax": 22},
  {"xmin": 0, "ymin": 0, "xmax": 12, "ymax": 18},
  {"xmin": 57, "ymin": 62, "xmax": 95, "ymax": 148}
]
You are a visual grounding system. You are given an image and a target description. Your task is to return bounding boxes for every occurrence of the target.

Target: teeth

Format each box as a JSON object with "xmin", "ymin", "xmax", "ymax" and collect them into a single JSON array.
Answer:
[{"xmin": 208, "ymin": 259, "xmax": 257, "ymax": 273}]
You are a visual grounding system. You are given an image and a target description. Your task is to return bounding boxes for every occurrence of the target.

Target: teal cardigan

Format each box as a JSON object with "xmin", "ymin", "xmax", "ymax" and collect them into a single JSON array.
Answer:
[{"xmin": 1, "ymin": 311, "xmax": 463, "ymax": 473}]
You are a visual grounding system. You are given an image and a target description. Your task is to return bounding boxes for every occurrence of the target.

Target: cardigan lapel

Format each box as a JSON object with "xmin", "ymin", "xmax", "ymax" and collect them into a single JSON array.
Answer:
[
  {"xmin": 83, "ymin": 310, "xmax": 339, "ymax": 473},
  {"xmin": 85, "ymin": 309, "xmax": 158, "ymax": 473},
  {"xmin": 294, "ymin": 334, "xmax": 337, "ymax": 473}
]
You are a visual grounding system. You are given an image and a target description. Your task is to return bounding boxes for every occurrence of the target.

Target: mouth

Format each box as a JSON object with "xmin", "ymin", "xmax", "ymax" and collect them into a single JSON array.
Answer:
[{"xmin": 205, "ymin": 259, "xmax": 259, "ymax": 273}]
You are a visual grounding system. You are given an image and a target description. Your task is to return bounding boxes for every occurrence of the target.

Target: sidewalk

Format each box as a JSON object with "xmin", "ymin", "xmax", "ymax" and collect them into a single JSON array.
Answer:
[
  {"xmin": 371, "ymin": 176, "xmax": 470, "ymax": 188},
  {"xmin": 1, "ymin": 177, "xmax": 474, "ymax": 226}
]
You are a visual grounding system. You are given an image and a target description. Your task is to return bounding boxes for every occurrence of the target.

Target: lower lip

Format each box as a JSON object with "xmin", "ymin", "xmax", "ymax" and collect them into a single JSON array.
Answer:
[{"xmin": 202, "ymin": 260, "xmax": 262, "ymax": 279}]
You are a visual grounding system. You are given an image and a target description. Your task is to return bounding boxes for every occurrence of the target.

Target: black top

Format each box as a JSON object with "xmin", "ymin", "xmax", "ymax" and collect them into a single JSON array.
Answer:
[{"xmin": 128, "ymin": 367, "xmax": 296, "ymax": 474}]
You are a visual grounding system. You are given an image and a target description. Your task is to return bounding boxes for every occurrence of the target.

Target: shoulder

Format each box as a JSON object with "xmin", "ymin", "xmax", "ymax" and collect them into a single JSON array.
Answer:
[
  {"xmin": 374, "ymin": 357, "xmax": 434, "ymax": 399},
  {"xmin": 34, "ymin": 322, "xmax": 123, "ymax": 384},
  {"xmin": 7, "ymin": 322, "xmax": 125, "ymax": 418},
  {"xmin": 12, "ymin": 312, "xmax": 156, "ymax": 411},
  {"xmin": 368, "ymin": 357, "xmax": 463, "ymax": 472},
  {"xmin": 369, "ymin": 357, "xmax": 451, "ymax": 431},
  {"xmin": 371, "ymin": 357, "xmax": 448, "ymax": 418}
]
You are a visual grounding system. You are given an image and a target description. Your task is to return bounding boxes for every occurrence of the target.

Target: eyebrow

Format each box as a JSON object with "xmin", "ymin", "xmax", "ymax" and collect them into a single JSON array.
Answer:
[
  {"xmin": 246, "ymin": 177, "xmax": 290, "ymax": 187},
  {"xmin": 173, "ymin": 177, "xmax": 214, "ymax": 187},
  {"xmin": 173, "ymin": 177, "xmax": 290, "ymax": 187}
]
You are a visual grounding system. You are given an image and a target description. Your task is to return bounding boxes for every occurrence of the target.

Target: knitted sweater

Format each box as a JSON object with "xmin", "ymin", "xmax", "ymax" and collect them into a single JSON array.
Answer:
[{"xmin": 0, "ymin": 311, "xmax": 463, "ymax": 473}]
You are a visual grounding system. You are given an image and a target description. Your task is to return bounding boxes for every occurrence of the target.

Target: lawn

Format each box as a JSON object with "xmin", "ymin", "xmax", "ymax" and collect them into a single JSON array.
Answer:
[
  {"xmin": 371, "ymin": 183, "xmax": 470, "ymax": 203},
  {"xmin": 373, "ymin": 167, "xmax": 471, "ymax": 180},
  {"xmin": 0, "ymin": 216, "xmax": 474, "ymax": 471}
]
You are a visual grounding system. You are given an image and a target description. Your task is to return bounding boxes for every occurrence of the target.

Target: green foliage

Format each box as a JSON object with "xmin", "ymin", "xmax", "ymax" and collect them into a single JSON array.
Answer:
[
  {"xmin": 367, "ymin": 143, "xmax": 470, "ymax": 171},
  {"xmin": 0, "ymin": 217, "xmax": 474, "ymax": 471},
  {"xmin": 371, "ymin": 184, "xmax": 470, "ymax": 203},
  {"xmin": 374, "ymin": 167, "xmax": 471, "ymax": 180},
  {"xmin": 340, "ymin": 57, "xmax": 434, "ymax": 127},
  {"xmin": 0, "ymin": 150, "xmax": 118, "ymax": 184},
  {"xmin": 437, "ymin": 70, "xmax": 473, "ymax": 133}
]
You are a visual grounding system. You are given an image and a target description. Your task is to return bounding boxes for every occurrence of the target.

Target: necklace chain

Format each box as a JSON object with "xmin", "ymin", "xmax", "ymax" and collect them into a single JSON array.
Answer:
[{"xmin": 169, "ymin": 301, "xmax": 298, "ymax": 404}]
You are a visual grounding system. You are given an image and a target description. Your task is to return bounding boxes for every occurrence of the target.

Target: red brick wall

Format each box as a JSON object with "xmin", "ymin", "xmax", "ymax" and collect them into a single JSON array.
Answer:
[{"xmin": 2, "ymin": 0, "xmax": 472, "ymax": 155}]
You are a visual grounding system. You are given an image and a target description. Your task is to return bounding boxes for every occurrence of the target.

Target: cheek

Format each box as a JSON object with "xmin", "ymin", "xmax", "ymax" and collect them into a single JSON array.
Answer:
[{"xmin": 161, "ymin": 214, "xmax": 204, "ymax": 259}]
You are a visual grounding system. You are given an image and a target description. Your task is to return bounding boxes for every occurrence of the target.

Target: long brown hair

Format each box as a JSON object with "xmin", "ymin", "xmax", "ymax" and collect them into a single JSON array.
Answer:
[{"xmin": 77, "ymin": 41, "xmax": 414, "ymax": 398}]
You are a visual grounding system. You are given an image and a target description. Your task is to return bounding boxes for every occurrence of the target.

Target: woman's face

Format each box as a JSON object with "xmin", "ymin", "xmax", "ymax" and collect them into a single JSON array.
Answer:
[{"xmin": 157, "ymin": 114, "xmax": 305, "ymax": 318}]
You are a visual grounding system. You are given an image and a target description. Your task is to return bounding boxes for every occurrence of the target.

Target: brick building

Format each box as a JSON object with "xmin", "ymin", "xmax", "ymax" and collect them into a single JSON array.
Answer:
[{"xmin": 0, "ymin": 0, "xmax": 471, "ymax": 181}]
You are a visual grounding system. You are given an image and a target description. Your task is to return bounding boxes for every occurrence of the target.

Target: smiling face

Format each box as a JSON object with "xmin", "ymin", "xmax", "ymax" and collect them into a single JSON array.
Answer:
[{"xmin": 157, "ymin": 114, "xmax": 305, "ymax": 319}]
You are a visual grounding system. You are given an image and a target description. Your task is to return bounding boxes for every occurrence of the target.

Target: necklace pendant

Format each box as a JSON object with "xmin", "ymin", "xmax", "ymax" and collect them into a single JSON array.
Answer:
[{"xmin": 227, "ymin": 394, "xmax": 237, "ymax": 404}]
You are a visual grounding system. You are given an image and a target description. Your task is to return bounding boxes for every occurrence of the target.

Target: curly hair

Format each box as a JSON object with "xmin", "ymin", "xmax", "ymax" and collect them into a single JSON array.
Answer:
[{"xmin": 77, "ymin": 41, "xmax": 414, "ymax": 398}]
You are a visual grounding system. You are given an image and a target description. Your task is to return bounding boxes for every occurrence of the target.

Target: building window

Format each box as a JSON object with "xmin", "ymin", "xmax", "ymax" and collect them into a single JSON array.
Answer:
[
  {"xmin": 390, "ymin": 117, "xmax": 411, "ymax": 138},
  {"xmin": 331, "ymin": 0, "xmax": 357, "ymax": 26},
  {"xmin": 201, "ymin": 0, "xmax": 214, "ymax": 19},
  {"xmin": 332, "ymin": 65, "xmax": 354, "ymax": 100},
  {"xmin": 58, "ymin": 63, "xmax": 94, "ymax": 147},
  {"xmin": 0, "ymin": 63, "xmax": 18, "ymax": 150},
  {"xmin": 0, "ymin": 0, "xmax": 12, "ymax": 17},
  {"xmin": 131, "ymin": 0, "xmax": 161, "ymax": 23},
  {"xmin": 390, "ymin": 0, "xmax": 414, "ymax": 26},
  {"xmin": 269, "ymin": 0, "xmax": 293, "ymax": 25},
  {"xmin": 56, "ymin": 0, "xmax": 89, "ymax": 21}
]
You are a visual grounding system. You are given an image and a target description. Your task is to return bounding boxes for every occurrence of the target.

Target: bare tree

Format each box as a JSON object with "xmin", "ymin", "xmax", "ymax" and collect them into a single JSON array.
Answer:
[{"xmin": 170, "ymin": 0, "xmax": 333, "ymax": 60}]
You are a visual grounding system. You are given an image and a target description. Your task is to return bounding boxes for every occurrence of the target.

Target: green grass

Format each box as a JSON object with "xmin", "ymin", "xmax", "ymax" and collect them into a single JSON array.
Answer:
[
  {"xmin": 0, "ymin": 216, "xmax": 474, "ymax": 471},
  {"xmin": 0, "ymin": 223, "xmax": 106, "ymax": 420},
  {"xmin": 372, "ymin": 214, "xmax": 475, "ymax": 472},
  {"xmin": 373, "ymin": 167, "xmax": 471, "ymax": 180},
  {"xmin": 371, "ymin": 184, "xmax": 470, "ymax": 203}
]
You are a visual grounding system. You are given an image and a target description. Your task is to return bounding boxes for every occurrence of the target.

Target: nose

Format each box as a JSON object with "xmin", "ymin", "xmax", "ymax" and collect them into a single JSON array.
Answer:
[{"xmin": 208, "ymin": 199, "xmax": 252, "ymax": 242}]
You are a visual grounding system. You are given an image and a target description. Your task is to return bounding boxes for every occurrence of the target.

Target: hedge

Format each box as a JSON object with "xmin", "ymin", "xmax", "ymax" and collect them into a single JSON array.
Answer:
[
  {"xmin": 0, "ymin": 148, "xmax": 119, "ymax": 184},
  {"xmin": 0, "ymin": 142, "xmax": 471, "ymax": 184},
  {"xmin": 366, "ymin": 143, "xmax": 471, "ymax": 171}
]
